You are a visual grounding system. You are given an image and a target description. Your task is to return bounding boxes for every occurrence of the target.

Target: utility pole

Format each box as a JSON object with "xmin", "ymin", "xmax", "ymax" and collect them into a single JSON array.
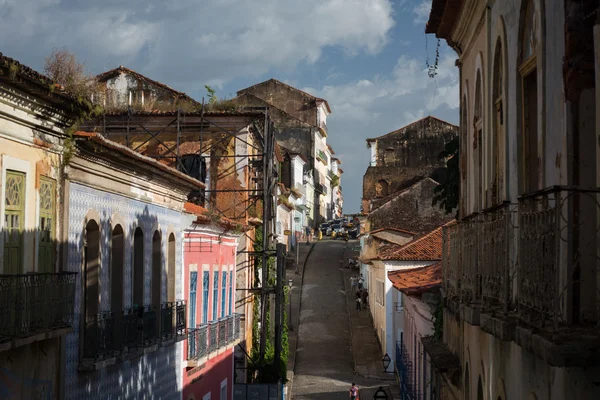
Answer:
[{"xmin": 273, "ymin": 243, "xmax": 285, "ymax": 383}]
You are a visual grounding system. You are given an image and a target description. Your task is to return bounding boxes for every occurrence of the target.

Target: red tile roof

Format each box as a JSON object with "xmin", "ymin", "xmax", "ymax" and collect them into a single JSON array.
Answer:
[
  {"xmin": 387, "ymin": 261, "xmax": 442, "ymax": 295},
  {"xmin": 378, "ymin": 226, "xmax": 443, "ymax": 261},
  {"xmin": 368, "ymin": 227, "xmax": 416, "ymax": 236},
  {"xmin": 184, "ymin": 202, "xmax": 247, "ymax": 232}
]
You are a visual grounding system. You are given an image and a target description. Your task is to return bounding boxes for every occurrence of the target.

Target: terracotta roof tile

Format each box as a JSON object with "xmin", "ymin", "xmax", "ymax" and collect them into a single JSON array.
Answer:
[
  {"xmin": 184, "ymin": 202, "xmax": 247, "ymax": 232},
  {"xmin": 378, "ymin": 226, "xmax": 444, "ymax": 261},
  {"xmin": 387, "ymin": 261, "xmax": 442, "ymax": 295},
  {"xmin": 367, "ymin": 227, "xmax": 416, "ymax": 236}
]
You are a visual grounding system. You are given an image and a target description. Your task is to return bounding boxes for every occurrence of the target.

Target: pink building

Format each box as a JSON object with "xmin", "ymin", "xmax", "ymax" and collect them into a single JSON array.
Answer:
[
  {"xmin": 183, "ymin": 203, "xmax": 243, "ymax": 400},
  {"xmin": 388, "ymin": 261, "xmax": 442, "ymax": 399}
]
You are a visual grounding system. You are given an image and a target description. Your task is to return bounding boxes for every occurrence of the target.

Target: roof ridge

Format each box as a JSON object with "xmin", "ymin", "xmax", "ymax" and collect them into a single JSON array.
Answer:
[
  {"xmin": 96, "ymin": 66, "xmax": 200, "ymax": 105},
  {"xmin": 366, "ymin": 115, "xmax": 457, "ymax": 142},
  {"xmin": 237, "ymin": 78, "xmax": 331, "ymax": 112}
]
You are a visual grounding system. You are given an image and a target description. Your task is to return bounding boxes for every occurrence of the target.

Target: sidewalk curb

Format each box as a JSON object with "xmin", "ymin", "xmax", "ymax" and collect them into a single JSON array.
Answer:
[{"xmin": 288, "ymin": 241, "xmax": 316, "ymax": 398}]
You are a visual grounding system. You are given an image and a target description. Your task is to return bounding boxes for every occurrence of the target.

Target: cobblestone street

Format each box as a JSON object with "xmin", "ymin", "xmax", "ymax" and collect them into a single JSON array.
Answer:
[{"xmin": 291, "ymin": 240, "xmax": 395, "ymax": 399}]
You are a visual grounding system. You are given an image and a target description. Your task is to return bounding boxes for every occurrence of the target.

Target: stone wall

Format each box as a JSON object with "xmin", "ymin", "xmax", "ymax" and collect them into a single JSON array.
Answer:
[
  {"xmin": 367, "ymin": 178, "xmax": 453, "ymax": 235},
  {"xmin": 237, "ymin": 79, "xmax": 318, "ymax": 126},
  {"xmin": 363, "ymin": 116, "xmax": 457, "ymax": 203}
]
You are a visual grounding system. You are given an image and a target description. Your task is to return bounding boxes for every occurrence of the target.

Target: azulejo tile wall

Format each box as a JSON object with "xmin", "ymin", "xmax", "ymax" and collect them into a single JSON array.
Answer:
[{"xmin": 64, "ymin": 183, "xmax": 183, "ymax": 399}]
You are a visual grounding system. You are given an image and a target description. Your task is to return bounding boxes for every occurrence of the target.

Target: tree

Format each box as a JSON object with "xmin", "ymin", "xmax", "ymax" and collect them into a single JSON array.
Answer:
[
  {"xmin": 44, "ymin": 48, "xmax": 96, "ymax": 99},
  {"xmin": 432, "ymin": 136, "xmax": 460, "ymax": 216},
  {"xmin": 204, "ymin": 85, "xmax": 217, "ymax": 104},
  {"xmin": 330, "ymin": 174, "xmax": 339, "ymax": 188}
]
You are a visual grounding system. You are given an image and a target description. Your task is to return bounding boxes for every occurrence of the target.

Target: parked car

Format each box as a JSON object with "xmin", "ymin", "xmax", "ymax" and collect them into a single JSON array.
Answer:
[{"xmin": 319, "ymin": 223, "xmax": 330, "ymax": 235}]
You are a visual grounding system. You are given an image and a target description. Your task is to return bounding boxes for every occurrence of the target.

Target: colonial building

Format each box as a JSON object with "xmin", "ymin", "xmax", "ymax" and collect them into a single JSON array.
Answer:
[
  {"xmin": 426, "ymin": 1, "xmax": 600, "ymax": 399},
  {"xmin": 64, "ymin": 132, "xmax": 202, "ymax": 398},
  {"xmin": 362, "ymin": 116, "xmax": 457, "ymax": 213},
  {"xmin": 388, "ymin": 261, "xmax": 443, "ymax": 400},
  {"xmin": 95, "ymin": 65, "xmax": 199, "ymax": 109},
  {"xmin": 0, "ymin": 53, "xmax": 94, "ymax": 399},
  {"xmin": 182, "ymin": 202, "xmax": 243, "ymax": 400},
  {"xmin": 236, "ymin": 79, "xmax": 335, "ymax": 226},
  {"xmin": 366, "ymin": 226, "xmax": 444, "ymax": 376}
]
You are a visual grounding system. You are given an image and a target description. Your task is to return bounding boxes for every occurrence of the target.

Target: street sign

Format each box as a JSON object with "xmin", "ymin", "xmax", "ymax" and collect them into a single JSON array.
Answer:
[{"xmin": 284, "ymin": 230, "xmax": 291, "ymax": 236}]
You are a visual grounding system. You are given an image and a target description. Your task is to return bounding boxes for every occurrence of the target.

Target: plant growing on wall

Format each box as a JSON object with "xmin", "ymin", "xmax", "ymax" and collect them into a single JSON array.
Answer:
[{"xmin": 432, "ymin": 136, "xmax": 459, "ymax": 217}]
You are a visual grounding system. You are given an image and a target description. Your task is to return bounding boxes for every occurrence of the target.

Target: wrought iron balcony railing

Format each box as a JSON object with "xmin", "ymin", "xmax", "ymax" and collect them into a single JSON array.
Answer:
[
  {"xmin": 444, "ymin": 186, "xmax": 600, "ymax": 338},
  {"xmin": 518, "ymin": 186, "xmax": 600, "ymax": 331},
  {"xmin": 187, "ymin": 314, "xmax": 241, "ymax": 363},
  {"xmin": 480, "ymin": 202, "xmax": 517, "ymax": 314},
  {"xmin": 396, "ymin": 340, "xmax": 419, "ymax": 400},
  {"xmin": 82, "ymin": 301, "xmax": 187, "ymax": 366},
  {"xmin": 0, "ymin": 272, "xmax": 76, "ymax": 344}
]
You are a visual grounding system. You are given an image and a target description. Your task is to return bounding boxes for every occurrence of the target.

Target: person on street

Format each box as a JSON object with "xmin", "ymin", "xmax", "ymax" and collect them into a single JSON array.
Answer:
[
  {"xmin": 350, "ymin": 383, "xmax": 359, "ymax": 400},
  {"xmin": 361, "ymin": 288, "xmax": 369, "ymax": 307},
  {"xmin": 305, "ymin": 226, "xmax": 311, "ymax": 245},
  {"xmin": 358, "ymin": 274, "xmax": 364, "ymax": 290},
  {"xmin": 350, "ymin": 275, "xmax": 356, "ymax": 291},
  {"xmin": 355, "ymin": 291, "xmax": 362, "ymax": 311}
]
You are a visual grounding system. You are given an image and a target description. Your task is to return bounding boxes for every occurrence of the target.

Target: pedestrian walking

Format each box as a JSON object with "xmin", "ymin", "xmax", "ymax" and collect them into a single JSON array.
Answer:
[
  {"xmin": 355, "ymin": 291, "xmax": 362, "ymax": 311},
  {"xmin": 358, "ymin": 274, "xmax": 364, "ymax": 290},
  {"xmin": 361, "ymin": 288, "xmax": 368, "ymax": 307},
  {"xmin": 349, "ymin": 382, "xmax": 359, "ymax": 400},
  {"xmin": 305, "ymin": 226, "xmax": 311, "ymax": 245},
  {"xmin": 350, "ymin": 275, "xmax": 356, "ymax": 291}
]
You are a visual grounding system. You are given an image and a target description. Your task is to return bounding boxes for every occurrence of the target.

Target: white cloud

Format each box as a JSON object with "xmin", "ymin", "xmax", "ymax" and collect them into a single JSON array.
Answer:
[
  {"xmin": 412, "ymin": 0, "xmax": 432, "ymax": 24},
  {"xmin": 303, "ymin": 50, "xmax": 459, "ymax": 212},
  {"xmin": 0, "ymin": 0, "xmax": 395, "ymax": 89}
]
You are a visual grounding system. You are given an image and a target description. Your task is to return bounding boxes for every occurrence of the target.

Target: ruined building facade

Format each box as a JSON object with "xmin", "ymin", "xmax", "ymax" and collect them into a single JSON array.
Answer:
[{"xmin": 362, "ymin": 116, "xmax": 457, "ymax": 213}]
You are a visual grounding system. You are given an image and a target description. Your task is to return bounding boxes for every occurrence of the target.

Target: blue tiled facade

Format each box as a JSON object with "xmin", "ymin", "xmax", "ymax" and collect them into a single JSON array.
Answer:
[{"xmin": 64, "ymin": 182, "xmax": 184, "ymax": 399}]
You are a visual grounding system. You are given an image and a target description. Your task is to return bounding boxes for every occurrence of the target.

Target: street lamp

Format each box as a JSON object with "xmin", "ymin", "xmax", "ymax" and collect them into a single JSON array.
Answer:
[
  {"xmin": 287, "ymin": 279, "xmax": 293, "ymax": 331},
  {"xmin": 373, "ymin": 386, "xmax": 388, "ymax": 400},
  {"xmin": 382, "ymin": 353, "xmax": 391, "ymax": 372}
]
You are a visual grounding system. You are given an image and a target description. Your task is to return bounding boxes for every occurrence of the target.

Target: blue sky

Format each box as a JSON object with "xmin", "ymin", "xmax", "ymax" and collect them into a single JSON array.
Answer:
[{"xmin": 1, "ymin": 0, "xmax": 458, "ymax": 213}]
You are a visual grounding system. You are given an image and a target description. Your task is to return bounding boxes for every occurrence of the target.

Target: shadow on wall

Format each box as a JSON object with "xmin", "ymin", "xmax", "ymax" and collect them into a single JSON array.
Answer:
[{"xmin": 64, "ymin": 205, "xmax": 182, "ymax": 399}]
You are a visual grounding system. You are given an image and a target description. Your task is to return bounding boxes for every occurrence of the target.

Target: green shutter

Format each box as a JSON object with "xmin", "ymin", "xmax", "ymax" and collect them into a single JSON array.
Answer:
[
  {"xmin": 38, "ymin": 177, "xmax": 55, "ymax": 273},
  {"xmin": 4, "ymin": 171, "xmax": 25, "ymax": 274}
]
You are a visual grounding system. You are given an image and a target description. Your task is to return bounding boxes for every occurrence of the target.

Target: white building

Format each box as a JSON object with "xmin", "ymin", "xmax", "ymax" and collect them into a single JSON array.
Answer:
[
  {"xmin": 388, "ymin": 261, "xmax": 442, "ymax": 399},
  {"xmin": 426, "ymin": 0, "xmax": 600, "ymax": 399}
]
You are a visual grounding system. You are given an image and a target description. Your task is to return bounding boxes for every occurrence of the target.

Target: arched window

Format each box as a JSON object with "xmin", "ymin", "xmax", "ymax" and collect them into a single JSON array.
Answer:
[
  {"xmin": 84, "ymin": 220, "xmax": 100, "ymax": 358},
  {"xmin": 152, "ymin": 231, "xmax": 162, "ymax": 307},
  {"xmin": 111, "ymin": 224, "xmax": 124, "ymax": 348},
  {"xmin": 474, "ymin": 71, "xmax": 484, "ymax": 211},
  {"xmin": 492, "ymin": 38, "xmax": 505, "ymax": 204},
  {"xmin": 460, "ymin": 95, "xmax": 469, "ymax": 216},
  {"xmin": 167, "ymin": 233, "xmax": 176, "ymax": 303},
  {"xmin": 133, "ymin": 227, "xmax": 144, "ymax": 307},
  {"xmin": 519, "ymin": 0, "xmax": 540, "ymax": 194},
  {"xmin": 376, "ymin": 179, "xmax": 389, "ymax": 197}
]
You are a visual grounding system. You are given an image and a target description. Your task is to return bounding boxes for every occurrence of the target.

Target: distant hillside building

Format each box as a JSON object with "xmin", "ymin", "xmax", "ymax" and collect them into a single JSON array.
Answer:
[{"xmin": 362, "ymin": 116, "xmax": 457, "ymax": 213}]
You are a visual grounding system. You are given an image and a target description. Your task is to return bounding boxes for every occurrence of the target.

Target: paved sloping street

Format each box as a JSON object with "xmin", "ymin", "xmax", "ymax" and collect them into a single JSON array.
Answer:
[{"xmin": 292, "ymin": 240, "xmax": 393, "ymax": 399}]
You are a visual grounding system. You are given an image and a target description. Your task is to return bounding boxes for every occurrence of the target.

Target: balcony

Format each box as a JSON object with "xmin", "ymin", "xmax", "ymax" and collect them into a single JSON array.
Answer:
[
  {"xmin": 80, "ymin": 300, "xmax": 186, "ymax": 370},
  {"xmin": 443, "ymin": 187, "xmax": 600, "ymax": 366},
  {"xmin": 187, "ymin": 313, "xmax": 242, "ymax": 367},
  {"xmin": 395, "ymin": 340, "xmax": 420, "ymax": 400},
  {"xmin": 0, "ymin": 272, "xmax": 76, "ymax": 351}
]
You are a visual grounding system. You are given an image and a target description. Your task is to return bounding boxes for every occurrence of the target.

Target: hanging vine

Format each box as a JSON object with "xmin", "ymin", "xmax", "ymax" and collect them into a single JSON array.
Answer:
[{"xmin": 425, "ymin": 35, "xmax": 441, "ymax": 79}]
